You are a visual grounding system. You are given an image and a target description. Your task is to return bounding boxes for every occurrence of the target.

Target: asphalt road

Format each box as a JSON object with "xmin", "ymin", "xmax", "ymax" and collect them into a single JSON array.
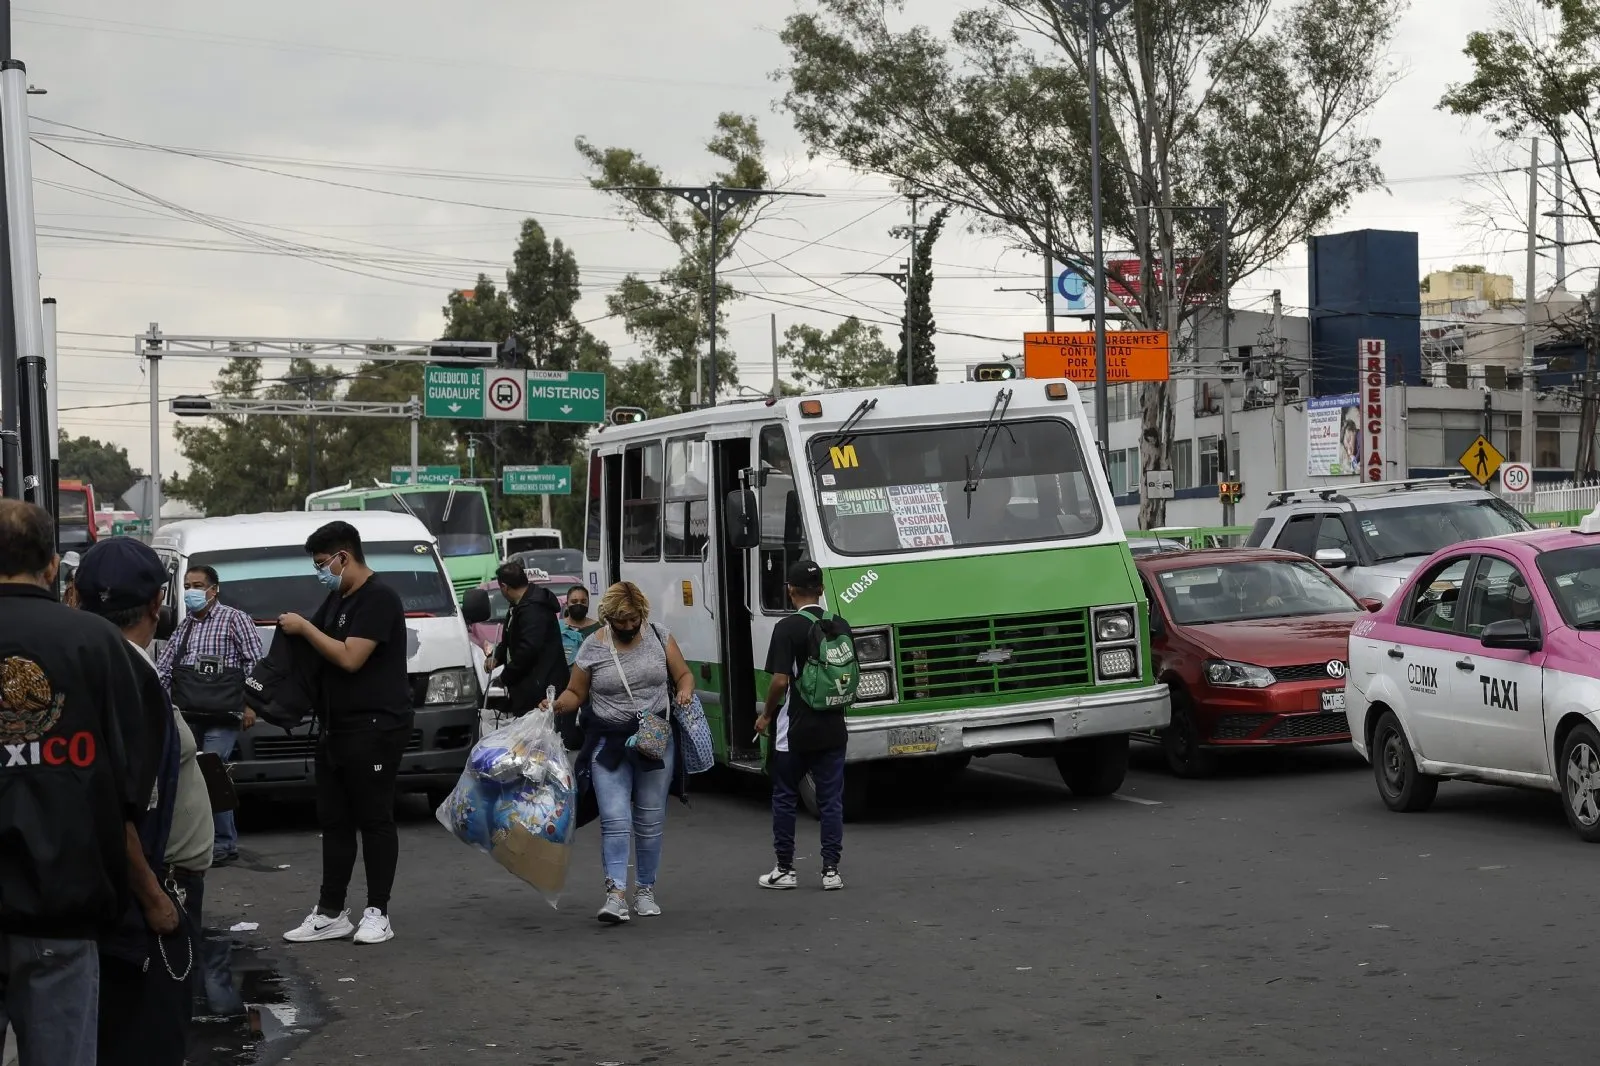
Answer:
[{"xmin": 109, "ymin": 743, "xmax": 1600, "ymax": 1065}]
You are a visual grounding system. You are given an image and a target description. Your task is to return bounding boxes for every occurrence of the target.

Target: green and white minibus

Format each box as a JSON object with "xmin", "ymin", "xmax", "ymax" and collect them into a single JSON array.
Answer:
[
  {"xmin": 305, "ymin": 481, "xmax": 498, "ymax": 601},
  {"xmin": 582, "ymin": 378, "xmax": 1170, "ymax": 799}
]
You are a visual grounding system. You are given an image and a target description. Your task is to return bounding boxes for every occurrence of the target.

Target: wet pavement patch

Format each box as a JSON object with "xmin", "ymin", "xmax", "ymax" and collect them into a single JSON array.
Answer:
[{"xmin": 190, "ymin": 933, "xmax": 328, "ymax": 1066}]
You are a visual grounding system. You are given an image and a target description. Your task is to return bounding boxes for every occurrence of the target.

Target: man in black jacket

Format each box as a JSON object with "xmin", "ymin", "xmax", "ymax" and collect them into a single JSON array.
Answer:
[
  {"xmin": 0, "ymin": 502, "xmax": 150, "ymax": 1066},
  {"xmin": 487, "ymin": 561, "xmax": 567, "ymax": 716}
]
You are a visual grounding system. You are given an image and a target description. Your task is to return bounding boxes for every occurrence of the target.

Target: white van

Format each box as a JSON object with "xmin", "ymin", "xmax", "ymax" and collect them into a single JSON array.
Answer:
[
  {"xmin": 152, "ymin": 511, "xmax": 480, "ymax": 802},
  {"xmin": 495, "ymin": 527, "xmax": 561, "ymax": 559}
]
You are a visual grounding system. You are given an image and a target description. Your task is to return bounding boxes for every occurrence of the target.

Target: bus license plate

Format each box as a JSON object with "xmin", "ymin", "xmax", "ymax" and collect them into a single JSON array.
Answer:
[
  {"xmin": 888, "ymin": 725, "xmax": 938, "ymax": 756},
  {"xmin": 1320, "ymin": 689, "xmax": 1345, "ymax": 712}
]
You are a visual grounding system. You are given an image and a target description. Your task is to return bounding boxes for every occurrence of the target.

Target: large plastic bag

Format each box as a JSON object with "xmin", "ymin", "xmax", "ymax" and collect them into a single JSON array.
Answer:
[{"xmin": 436, "ymin": 702, "xmax": 575, "ymax": 907}]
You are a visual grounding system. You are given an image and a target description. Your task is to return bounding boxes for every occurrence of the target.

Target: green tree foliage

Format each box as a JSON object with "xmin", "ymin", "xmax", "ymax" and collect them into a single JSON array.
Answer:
[
  {"xmin": 778, "ymin": 0, "xmax": 1401, "ymax": 524},
  {"xmin": 168, "ymin": 358, "xmax": 456, "ymax": 516},
  {"xmin": 1441, "ymin": 0, "xmax": 1600, "ymax": 250},
  {"xmin": 577, "ymin": 114, "xmax": 774, "ymax": 407},
  {"xmin": 58, "ymin": 432, "xmax": 142, "ymax": 503},
  {"xmin": 899, "ymin": 205, "xmax": 950, "ymax": 385},
  {"xmin": 783, "ymin": 317, "xmax": 899, "ymax": 390}
]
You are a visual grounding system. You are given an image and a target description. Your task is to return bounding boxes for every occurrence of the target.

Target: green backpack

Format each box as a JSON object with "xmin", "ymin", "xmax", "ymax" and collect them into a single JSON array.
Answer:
[{"xmin": 794, "ymin": 608, "xmax": 859, "ymax": 710}]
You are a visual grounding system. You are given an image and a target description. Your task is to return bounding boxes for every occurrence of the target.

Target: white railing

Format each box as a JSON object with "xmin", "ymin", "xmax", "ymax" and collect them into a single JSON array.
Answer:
[{"xmin": 1500, "ymin": 480, "xmax": 1600, "ymax": 515}]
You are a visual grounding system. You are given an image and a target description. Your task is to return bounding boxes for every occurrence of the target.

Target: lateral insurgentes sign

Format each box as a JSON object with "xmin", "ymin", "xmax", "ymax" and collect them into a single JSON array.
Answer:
[{"xmin": 1361, "ymin": 339, "xmax": 1386, "ymax": 482}]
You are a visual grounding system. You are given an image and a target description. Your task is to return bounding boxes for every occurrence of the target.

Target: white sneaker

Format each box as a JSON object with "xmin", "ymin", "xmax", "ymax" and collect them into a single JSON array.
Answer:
[
  {"xmin": 282, "ymin": 909, "xmax": 353, "ymax": 943},
  {"xmin": 758, "ymin": 865, "xmax": 798, "ymax": 890},
  {"xmin": 822, "ymin": 866, "xmax": 844, "ymax": 891},
  {"xmin": 352, "ymin": 907, "xmax": 394, "ymax": 945},
  {"xmin": 633, "ymin": 886, "xmax": 662, "ymax": 917}
]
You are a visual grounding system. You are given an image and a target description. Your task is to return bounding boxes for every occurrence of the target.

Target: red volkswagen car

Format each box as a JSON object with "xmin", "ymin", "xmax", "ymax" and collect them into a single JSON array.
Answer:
[{"xmin": 1134, "ymin": 548, "xmax": 1380, "ymax": 776}]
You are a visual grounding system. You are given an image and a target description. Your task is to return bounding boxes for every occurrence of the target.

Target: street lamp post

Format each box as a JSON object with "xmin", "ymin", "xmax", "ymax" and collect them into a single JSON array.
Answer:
[{"xmin": 617, "ymin": 185, "xmax": 821, "ymax": 407}]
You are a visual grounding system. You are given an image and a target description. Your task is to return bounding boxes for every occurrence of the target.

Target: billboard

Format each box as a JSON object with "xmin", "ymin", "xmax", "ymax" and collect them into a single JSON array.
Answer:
[{"xmin": 1307, "ymin": 394, "xmax": 1362, "ymax": 477}]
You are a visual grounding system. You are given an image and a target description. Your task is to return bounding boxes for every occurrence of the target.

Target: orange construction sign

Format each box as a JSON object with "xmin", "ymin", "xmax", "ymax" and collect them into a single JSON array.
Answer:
[{"xmin": 1022, "ymin": 331, "xmax": 1171, "ymax": 383}]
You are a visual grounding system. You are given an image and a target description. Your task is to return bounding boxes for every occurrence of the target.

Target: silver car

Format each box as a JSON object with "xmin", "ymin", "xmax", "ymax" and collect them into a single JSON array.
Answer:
[{"xmin": 1244, "ymin": 476, "xmax": 1533, "ymax": 602}]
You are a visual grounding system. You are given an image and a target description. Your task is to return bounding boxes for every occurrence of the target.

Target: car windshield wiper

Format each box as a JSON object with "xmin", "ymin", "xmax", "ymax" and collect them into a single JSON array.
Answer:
[
  {"xmin": 962, "ymin": 387, "xmax": 1014, "ymax": 517},
  {"xmin": 442, "ymin": 483, "xmax": 459, "ymax": 524},
  {"xmin": 808, "ymin": 397, "xmax": 878, "ymax": 474}
]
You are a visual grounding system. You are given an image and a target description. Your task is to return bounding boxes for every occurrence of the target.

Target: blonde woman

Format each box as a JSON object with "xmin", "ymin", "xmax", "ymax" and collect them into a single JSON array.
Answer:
[{"xmin": 545, "ymin": 581, "xmax": 696, "ymax": 923}]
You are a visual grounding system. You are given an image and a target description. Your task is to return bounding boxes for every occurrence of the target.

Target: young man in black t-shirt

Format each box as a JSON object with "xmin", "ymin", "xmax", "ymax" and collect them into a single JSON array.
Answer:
[
  {"xmin": 276, "ymin": 521, "xmax": 410, "ymax": 947},
  {"xmin": 755, "ymin": 559, "xmax": 849, "ymax": 892}
]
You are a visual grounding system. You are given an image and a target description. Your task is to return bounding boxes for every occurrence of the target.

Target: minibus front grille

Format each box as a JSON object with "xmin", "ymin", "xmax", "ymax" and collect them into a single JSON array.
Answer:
[
  {"xmin": 451, "ymin": 575, "xmax": 479, "ymax": 597},
  {"xmin": 895, "ymin": 610, "xmax": 1091, "ymax": 701}
]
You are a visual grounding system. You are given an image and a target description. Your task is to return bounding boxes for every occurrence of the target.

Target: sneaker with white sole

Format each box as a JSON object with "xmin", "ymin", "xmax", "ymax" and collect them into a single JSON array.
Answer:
[
  {"xmin": 758, "ymin": 865, "xmax": 798, "ymax": 890},
  {"xmin": 821, "ymin": 867, "xmax": 844, "ymax": 891},
  {"xmin": 597, "ymin": 886, "xmax": 630, "ymax": 924},
  {"xmin": 282, "ymin": 909, "xmax": 353, "ymax": 943},
  {"xmin": 633, "ymin": 886, "xmax": 661, "ymax": 917},
  {"xmin": 352, "ymin": 907, "xmax": 394, "ymax": 945}
]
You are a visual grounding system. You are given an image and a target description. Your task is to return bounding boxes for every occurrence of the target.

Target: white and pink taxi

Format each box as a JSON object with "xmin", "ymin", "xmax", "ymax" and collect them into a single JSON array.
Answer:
[{"xmin": 1347, "ymin": 507, "xmax": 1600, "ymax": 841}]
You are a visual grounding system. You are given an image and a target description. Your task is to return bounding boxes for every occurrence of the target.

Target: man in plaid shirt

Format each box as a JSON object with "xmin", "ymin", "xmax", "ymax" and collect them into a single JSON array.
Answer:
[{"xmin": 157, "ymin": 564, "xmax": 264, "ymax": 865}]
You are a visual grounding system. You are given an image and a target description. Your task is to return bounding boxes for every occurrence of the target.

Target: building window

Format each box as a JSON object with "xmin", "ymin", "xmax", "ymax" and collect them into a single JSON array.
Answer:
[
  {"xmin": 1171, "ymin": 440, "xmax": 1194, "ymax": 490},
  {"xmin": 622, "ymin": 441, "xmax": 662, "ymax": 560},
  {"xmin": 663, "ymin": 437, "xmax": 708, "ymax": 561}
]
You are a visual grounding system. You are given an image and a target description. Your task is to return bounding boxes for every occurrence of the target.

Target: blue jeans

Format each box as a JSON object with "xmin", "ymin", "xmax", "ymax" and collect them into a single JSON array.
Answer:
[
  {"xmin": 0, "ymin": 935, "xmax": 98, "ymax": 1066},
  {"xmin": 202, "ymin": 726, "xmax": 240, "ymax": 858},
  {"xmin": 592, "ymin": 734, "xmax": 675, "ymax": 889},
  {"xmin": 772, "ymin": 747, "xmax": 846, "ymax": 869}
]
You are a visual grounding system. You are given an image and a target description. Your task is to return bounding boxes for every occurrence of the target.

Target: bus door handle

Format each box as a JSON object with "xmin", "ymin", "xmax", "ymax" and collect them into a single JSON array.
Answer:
[{"xmin": 698, "ymin": 543, "xmax": 716, "ymax": 619}]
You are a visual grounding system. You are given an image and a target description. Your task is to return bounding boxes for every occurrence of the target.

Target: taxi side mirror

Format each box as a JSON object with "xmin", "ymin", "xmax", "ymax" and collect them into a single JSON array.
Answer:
[
  {"xmin": 461, "ymin": 588, "xmax": 492, "ymax": 626},
  {"xmin": 1480, "ymin": 617, "xmax": 1541, "ymax": 652},
  {"xmin": 1315, "ymin": 548, "xmax": 1351, "ymax": 567},
  {"xmin": 1359, "ymin": 597, "xmax": 1383, "ymax": 612}
]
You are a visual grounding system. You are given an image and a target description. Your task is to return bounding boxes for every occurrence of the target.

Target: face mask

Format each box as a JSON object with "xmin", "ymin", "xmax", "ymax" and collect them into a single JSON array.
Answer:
[
  {"xmin": 611, "ymin": 624, "xmax": 640, "ymax": 644},
  {"xmin": 315, "ymin": 553, "xmax": 344, "ymax": 591},
  {"xmin": 566, "ymin": 602, "xmax": 588, "ymax": 621},
  {"xmin": 183, "ymin": 589, "xmax": 209, "ymax": 612}
]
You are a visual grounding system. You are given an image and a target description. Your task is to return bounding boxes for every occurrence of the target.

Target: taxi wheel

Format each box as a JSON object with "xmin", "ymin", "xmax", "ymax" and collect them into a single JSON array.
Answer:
[
  {"xmin": 1372, "ymin": 711, "xmax": 1437, "ymax": 813},
  {"xmin": 1162, "ymin": 691, "xmax": 1216, "ymax": 778},
  {"xmin": 1558, "ymin": 724, "xmax": 1600, "ymax": 842}
]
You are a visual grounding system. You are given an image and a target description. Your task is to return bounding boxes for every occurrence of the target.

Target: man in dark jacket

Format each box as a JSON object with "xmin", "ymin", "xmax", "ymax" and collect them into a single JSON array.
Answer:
[
  {"xmin": 487, "ymin": 561, "xmax": 567, "ymax": 716},
  {"xmin": 0, "ymin": 502, "xmax": 150, "ymax": 1066}
]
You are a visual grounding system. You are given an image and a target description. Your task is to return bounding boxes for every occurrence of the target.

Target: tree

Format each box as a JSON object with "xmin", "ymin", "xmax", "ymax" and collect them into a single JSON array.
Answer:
[
  {"xmin": 779, "ymin": 0, "xmax": 1401, "ymax": 525},
  {"xmin": 1440, "ymin": 0, "xmax": 1600, "ymax": 255},
  {"xmin": 577, "ymin": 114, "xmax": 774, "ymax": 407},
  {"xmin": 783, "ymin": 317, "xmax": 900, "ymax": 390},
  {"xmin": 58, "ymin": 432, "xmax": 142, "ymax": 503},
  {"xmin": 1452, "ymin": 264, "xmax": 1489, "ymax": 274},
  {"xmin": 899, "ymin": 205, "xmax": 951, "ymax": 385}
]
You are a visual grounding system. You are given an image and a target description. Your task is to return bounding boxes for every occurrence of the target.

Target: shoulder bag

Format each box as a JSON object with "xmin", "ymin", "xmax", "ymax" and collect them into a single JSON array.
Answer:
[
  {"xmin": 608, "ymin": 626, "xmax": 670, "ymax": 760},
  {"xmin": 170, "ymin": 615, "xmax": 247, "ymax": 729},
  {"xmin": 649, "ymin": 623, "xmax": 714, "ymax": 773}
]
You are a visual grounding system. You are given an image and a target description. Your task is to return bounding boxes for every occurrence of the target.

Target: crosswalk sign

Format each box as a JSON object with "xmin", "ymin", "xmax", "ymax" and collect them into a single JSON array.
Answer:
[{"xmin": 1458, "ymin": 434, "xmax": 1504, "ymax": 485}]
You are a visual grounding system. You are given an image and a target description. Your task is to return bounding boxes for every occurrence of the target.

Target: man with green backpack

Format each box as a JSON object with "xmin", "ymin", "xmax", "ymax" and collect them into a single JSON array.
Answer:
[{"xmin": 755, "ymin": 559, "xmax": 856, "ymax": 892}]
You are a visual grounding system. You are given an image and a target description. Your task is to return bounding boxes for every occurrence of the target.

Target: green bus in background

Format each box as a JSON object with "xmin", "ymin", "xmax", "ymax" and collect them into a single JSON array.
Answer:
[
  {"xmin": 305, "ymin": 481, "xmax": 498, "ymax": 600},
  {"xmin": 584, "ymin": 379, "xmax": 1171, "ymax": 814}
]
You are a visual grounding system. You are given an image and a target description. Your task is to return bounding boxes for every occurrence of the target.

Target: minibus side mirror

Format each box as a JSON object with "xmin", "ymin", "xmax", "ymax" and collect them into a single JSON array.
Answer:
[
  {"xmin": 461, "ymin": 588, "xmax": 492, "ymax": 626},
  {"xmin": 724, "ymin": 489, "xmax": 759, "ymax": 550}
]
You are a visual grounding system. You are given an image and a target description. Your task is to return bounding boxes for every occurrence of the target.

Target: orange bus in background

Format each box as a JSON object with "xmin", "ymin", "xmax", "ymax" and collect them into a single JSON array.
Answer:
[{"xmin": 57, "ymin": 479, "xmax": 97, "ymax": 551}]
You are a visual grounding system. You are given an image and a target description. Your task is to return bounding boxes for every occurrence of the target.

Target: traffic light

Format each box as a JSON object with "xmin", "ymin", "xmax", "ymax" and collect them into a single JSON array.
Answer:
[
  {"xmin": 609, "ymin": 406, "xmax": 647, "ymax": 425},
  {"xmin": 1218, "ymin": 481, "xmax": 1243, "ymax": 505},
  {"xmin": 427, "ymin": 341, "xmax": 496, "ymax": 363},
  {"xmin": 968, "ymin": 363, "xmax": 1019, "ymax": 382},
  {"xmin": 170, "ymin": 395, "xmax": 213, "ymax": 417}
]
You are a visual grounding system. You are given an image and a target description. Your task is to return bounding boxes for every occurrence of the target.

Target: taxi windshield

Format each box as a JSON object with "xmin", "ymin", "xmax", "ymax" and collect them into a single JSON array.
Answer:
[
  {"xmin": 1360, "ymin": 498, "xmax": 1530, "ymax": 563},
  {"xmin": 1536, "ymin": 545, "xmax": 1600, "ymax": 629},
  {"xmin": 1157, "ymin": 559, "xmax": 1362, "ymax": 624},
  {"xmin": 806, "ymin": 418, "xmax": 1102, "ymax": 556}
]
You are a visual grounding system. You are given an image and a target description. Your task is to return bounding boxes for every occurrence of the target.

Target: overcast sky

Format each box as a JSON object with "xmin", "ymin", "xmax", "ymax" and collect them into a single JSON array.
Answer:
[{"xmin": 18, "ymin": 0, "xmax": 1587, "ymax": 486}]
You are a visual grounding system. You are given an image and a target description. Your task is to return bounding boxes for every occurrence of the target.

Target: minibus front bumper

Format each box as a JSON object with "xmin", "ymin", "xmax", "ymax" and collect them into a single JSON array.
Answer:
[{"xmin": 842, "ymin": 682, "xmax": 1170, "ymax": 762}]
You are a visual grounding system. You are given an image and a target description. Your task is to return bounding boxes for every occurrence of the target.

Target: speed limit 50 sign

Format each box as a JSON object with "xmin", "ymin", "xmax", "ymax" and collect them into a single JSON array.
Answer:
[{"xmin": 1500, "ymin": 462, "xmax": 1532, "ymax": 493}]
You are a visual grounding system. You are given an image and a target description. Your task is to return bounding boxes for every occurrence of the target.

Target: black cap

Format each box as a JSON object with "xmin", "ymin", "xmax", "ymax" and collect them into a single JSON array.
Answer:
[
  {"xmin": 786, "ymin": 558, "xmax": 824, "ymax": 589},
  {"xmin": 75, "ymin": 537, "xmax": 167, "ymax": 614}
]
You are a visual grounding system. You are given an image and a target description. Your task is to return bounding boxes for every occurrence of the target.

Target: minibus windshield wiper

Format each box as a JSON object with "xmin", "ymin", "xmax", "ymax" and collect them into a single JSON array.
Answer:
[
  {"xmin": 808, "ymin": 397, "xmax": 878, "ymax": 474},
  {"xmin": 963, "ymin": 387, "xmax": 1014, "ymax": 516}
]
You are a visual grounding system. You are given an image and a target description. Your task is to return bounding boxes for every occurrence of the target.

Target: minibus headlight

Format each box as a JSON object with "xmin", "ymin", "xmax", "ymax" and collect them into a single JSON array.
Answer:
[
  {"xmin": 1097, "ymin": 647, "xmax": 1138, "ymax": 680},
  {"xmin": 1095, "ymin": 611, "xmax": 1135, "ymax": 642},
  {"xmin": 856, "ymin": 669, "xmax": 892, "ymax": 701},
  {"xmin": 425, "ymin": 667, "xmax": 478, "ymax": 705},
  {"xmin": 853, "ymin": 630, "xmax": 890, "ymax": 664}
]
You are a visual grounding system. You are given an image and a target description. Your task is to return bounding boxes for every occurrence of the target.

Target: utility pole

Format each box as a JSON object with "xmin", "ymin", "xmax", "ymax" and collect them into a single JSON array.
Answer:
[
  {"xmin": 1554, "ymin": 149, "xmax": 1566, "ymax": 288},
  {"xmin": 1043, "ymin": 215, "xmax": 1057, "ymax": 332},
  {"xmin": 906, "ymin": 191, "xmax": 921, "ymax": 386},
  {"xmin": 770, "ymin": 313, "xmax": 779, "ymax": 398},
  {"xmin": 42, "ymin": 296, "xmax": 57, "ymax": 520},
  {"xmin": 1522, "ymin": 138, "xmax": 1540, "ymax": 470},
  {"xmin": 1271, "ymin": 289, "xmax": 1287, "ymax": 492},
  {"xmin": 618, "ymin": 185, "xmax": 819, "ymax": 407}
]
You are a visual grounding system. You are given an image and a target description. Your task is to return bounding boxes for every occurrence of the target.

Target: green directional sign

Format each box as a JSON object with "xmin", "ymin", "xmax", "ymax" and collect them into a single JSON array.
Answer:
[
  {"xmin": 389, "ymin": 465, "xmax": 460, "ymax": 486},
  {"xmin": 526, "ymin": 371, "xmax": 606, "ymax": 424},
  {"xmin": 502, "ymin": 465, "xmax": 573, "ymax": 496},
  {"xmin": 424, "ymin": 365, "xmax": 484, "ymax": 419}
]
